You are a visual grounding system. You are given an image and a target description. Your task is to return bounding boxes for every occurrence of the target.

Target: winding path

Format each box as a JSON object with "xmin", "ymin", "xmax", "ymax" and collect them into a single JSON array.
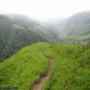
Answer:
[{"xmin": 31, "ymin": 58, "xmax": 52, "ymax": 90}]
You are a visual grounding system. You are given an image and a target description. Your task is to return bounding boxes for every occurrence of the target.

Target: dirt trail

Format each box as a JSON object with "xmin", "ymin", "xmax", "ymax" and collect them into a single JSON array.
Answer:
[{"xmin": 31, "ymin": 58, "xmax": 52, "ymax": 90}]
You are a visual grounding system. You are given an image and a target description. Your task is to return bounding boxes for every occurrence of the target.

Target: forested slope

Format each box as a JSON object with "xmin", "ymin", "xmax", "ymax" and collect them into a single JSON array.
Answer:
[{"xmin": 0, "ymin": 15, "xmax": 59, "ymax": 61}]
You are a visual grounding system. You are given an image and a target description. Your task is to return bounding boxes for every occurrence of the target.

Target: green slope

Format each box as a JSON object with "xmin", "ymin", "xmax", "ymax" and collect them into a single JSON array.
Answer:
[
  {"xmin": 0, "ymin": 43, "xmax": 50, "ymax": 90},
  {"xmin": 0, "ymin": 15, "xmax": 47, "ymax": 61},
  {"xmin": 43, "ymin": 44, "xmax": 90, "ymax": 90},
  {"xmin": 0, "ymin": 42, "xmax": 90, "ymax": 90}
]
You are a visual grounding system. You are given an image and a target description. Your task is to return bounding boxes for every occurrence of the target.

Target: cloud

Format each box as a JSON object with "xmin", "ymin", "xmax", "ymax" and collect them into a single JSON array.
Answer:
[{"xmin": 0, "ymin": 0, "xmax": 90, "ymax": 21}]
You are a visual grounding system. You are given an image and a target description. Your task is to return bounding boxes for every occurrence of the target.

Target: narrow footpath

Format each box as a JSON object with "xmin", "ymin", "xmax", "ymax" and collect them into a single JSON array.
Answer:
[{"xmin": 31, "ymin": 58, "xmax": 52, "ymax": 90}]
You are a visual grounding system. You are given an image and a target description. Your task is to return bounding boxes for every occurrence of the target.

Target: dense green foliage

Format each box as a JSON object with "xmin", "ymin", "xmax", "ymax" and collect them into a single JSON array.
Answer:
[
  {"xmin": 43, "ymin": 44, "xmax": 90, "ymax": 90},
  {"xmin": 0, "ymin": 43, "xmax": 50, "ymax": 90},
  {"xmin": 0, "ymin": 42, "xmax": 90, "ymax": 90}
]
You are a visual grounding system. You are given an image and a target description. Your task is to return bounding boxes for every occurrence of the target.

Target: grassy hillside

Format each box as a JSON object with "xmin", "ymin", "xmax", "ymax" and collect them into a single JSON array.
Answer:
[
  {"xmin": 0, "ymin": 43, "xmax": 50, "ymax": 90},
  {"xmin": 0, "ymin": 42, "xmax": 90, "ymax": 90},
  {"xmin": 43, "ymin": 44, "xmax": 90, "ymax": 90}
]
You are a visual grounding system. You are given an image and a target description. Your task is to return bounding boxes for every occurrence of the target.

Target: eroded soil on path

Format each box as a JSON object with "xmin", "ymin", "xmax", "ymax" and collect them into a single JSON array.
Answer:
[{"xmin": 31, "ymin": 58, "xmax": 52, "ymax": 90}]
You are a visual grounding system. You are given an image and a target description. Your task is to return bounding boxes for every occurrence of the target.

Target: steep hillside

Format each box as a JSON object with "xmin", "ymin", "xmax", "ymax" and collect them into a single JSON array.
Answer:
[
  {"xmin": 0, "ymin": 15, "xmax": 59, "ymax": 61},
  {"xmin": 49, "ymin": 12, "xmax": 90, "ymax": 43},
  {"xmin": 0, "ymin": 15, "xmax": 47, "ymax": 61},
  {"xmin": 6, "ymin": 14, "xmax": 60, "ymax": 42},
  {"xmin": 0, "ymin": 42, "xmax": 90, "ymax": 90}
]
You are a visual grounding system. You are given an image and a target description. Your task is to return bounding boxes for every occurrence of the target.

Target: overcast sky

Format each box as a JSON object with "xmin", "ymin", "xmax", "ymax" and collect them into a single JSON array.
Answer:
[{"xmin": 0, "ymin": 0, "xmax": 90, "ymax": 21}]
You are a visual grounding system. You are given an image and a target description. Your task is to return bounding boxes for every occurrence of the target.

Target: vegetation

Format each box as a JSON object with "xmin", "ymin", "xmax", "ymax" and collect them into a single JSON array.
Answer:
[
  {"xmin": 1, "ymin": 12, "xmax": 90, "ymax": 61},
  {"xmin": 0, "ymin": 42, "xmax": 90, "ymax": 90},
  {"xmin": 0, "ymin": 43, "xmax": 50, "ymax": 90},
  {"xmin": 49, "ymin": 11, "xmax": 90, "ymax": 44},
  {"xmin": 43, "ymin": 44, "xmax": 90, "ymax": 90},
  {"xmin": 0, "ymin": 11, "xmax": 90, "ymax": 90},
  {"xmin": 0, "ymin": 15, "xmax": 59, "ymax": 61}
]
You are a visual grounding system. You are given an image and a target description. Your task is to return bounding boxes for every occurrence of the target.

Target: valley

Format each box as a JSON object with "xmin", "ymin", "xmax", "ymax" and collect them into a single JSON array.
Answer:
[{"xmin": 0, "ymin": 11, "xmax": 90, "ymax": 90}]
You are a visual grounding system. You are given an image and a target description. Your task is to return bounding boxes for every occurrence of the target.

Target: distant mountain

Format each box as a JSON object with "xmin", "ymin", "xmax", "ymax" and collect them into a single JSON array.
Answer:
[
  {"xmin": 49, "ymin": 11, "xmax": 90, "ymax": 44},
  {"xmin": 5, "ymin": 14, "xmax": 41, "ymax": 26},
  {"xmin": 5, "ymin": 14, "xmax": 60, "ymax": 42},
  {"xmin": 0, "ymin": 14, "xmax": 59, "ymax": 61}
]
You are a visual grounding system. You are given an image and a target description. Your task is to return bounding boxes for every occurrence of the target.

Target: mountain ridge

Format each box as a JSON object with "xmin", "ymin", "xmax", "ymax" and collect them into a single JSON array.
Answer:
[
  {"xmin": 0, "ymin": 14, "xmax": 58, "ymax": 61},
  {"xmin": 48, "ymin": 11, "xmax": 90, "ymax": 43}
]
